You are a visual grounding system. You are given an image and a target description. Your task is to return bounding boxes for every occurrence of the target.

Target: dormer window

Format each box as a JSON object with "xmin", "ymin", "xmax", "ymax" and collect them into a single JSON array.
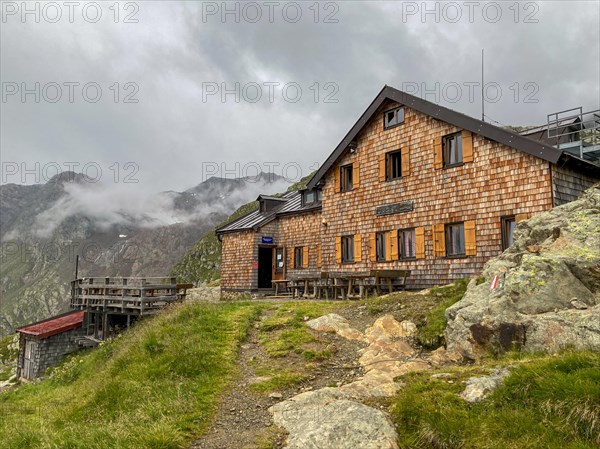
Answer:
[
  {"xmin": 384, "ymin": 107, "xmax": 405, "ymax": 129},
  {"xmin": 301, "ymin": 189, "xmax": 322, "ymax": 206},
  {"xmin": 257, "ymin": 195, "xmax": 286, "ymax": 213}
]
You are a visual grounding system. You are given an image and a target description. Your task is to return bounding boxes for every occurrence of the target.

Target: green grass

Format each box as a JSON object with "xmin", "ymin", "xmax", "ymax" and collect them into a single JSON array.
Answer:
[
  {"xmin": 0, "ymin": 334, "xmax": 18, "ymax": 381},
  {"xmin": 0, "ymin": 302, "xmax": 264, "ymax": 449},
  {"xmin": 258, "ymin": 302, "xmax": 338, "ymax": 358},
  {"xmin": 250, "ymin": 367, "xmax": 308, "ymax": 393},
  {"xmin": 392, "ymin": 351, "xmax": 600, "ymax": 449},
  {"xmin": 415, "ymin": 279, "xmax": 469, "ymax": 349}
]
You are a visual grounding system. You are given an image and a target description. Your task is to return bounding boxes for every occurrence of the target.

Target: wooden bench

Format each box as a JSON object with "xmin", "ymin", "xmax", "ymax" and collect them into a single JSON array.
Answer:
[{"xmin": 367, "ymin": 270, "xmax": 410, "ymax": 295}]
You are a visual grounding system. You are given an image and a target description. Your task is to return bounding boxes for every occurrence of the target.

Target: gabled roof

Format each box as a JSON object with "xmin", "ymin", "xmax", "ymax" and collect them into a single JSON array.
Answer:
[
  {"xmin": 16, "ymin": 310, "xmax": 84, "ymax": 340},
  {"xmin": 307, "ymin": 85, "xmax": 599, "ymax": 189},
  {"xmin": 216, "ymin": 191, "xmax": 321, "ymax": 235}
]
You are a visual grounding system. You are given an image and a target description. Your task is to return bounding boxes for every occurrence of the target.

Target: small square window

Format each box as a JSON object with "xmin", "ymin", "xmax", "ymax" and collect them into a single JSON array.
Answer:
[
  {"xmin": 445, "ymin": 223, "xmax": 465, "ymax": 256},
  {"xmin": 294, "ymin": 247, "xmax": 304, "ymax": 268},
  {"xmin": 385, "ymin": 150, "xmax": 402, "ymax": 181},
  {"xmin": 443, "ymin": 133, "xmax": 463, "ymax": 166},
  {"xmin": 340, "ymin": 164, "xmax": 353, "ymax": 192},
  {"xmin": 384, "ymin": 107, "xmax": 405, "ymax": 129},
  {"xmin": 501, "ymin": 216, "xmax": 516, "ymax": 250},
  {"xmin": 341, "ymin": 235, "xmax": 354, "ymax": 263},
  {"xmin": 376, "ymin": 232, "xmax": 387, "ymax": 261},
  {"xmin": 398, "ymin": 228, "xmax": 416, "ymax": 259}
]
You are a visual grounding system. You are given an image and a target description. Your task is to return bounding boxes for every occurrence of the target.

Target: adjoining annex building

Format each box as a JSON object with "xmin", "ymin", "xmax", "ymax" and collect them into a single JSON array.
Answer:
[{"xmin": 216, "ymin": 86, "xmax": 600, "ymax": 292}]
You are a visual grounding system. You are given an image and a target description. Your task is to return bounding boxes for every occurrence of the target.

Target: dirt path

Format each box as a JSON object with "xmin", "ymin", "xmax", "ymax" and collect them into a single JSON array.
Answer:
[{"xmin": 189, "ymin": 307, "xmax": 365, "ymax": 449}]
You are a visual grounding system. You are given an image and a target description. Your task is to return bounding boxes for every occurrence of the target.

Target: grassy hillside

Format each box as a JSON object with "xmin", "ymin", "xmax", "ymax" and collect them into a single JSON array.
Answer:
[
  {"xmin": 393, "ymin": 351, "xmax": 600, "ymax": 449},
  {"xmin": 171, "ymin": 173, "xmax": 315, "ymax": 284},
  {"xmin": 0, "ymin": 301, "xmax": 263, "ymax": 449}
]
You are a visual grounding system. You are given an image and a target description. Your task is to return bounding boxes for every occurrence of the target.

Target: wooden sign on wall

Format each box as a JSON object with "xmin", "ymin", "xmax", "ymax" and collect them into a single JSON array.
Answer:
[{"xmin": 375, "ymin": 201, "xmax": 414, "ymax": 216}]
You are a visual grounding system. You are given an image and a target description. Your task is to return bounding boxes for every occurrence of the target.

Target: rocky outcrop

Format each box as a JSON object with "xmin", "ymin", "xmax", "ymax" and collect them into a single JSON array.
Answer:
[
  {"xmin": 446, "ymin": 185, "xmax": 600, "ymax": 358},
  {"xmin": 271, "ymin": 314, "xmax": 430, "ymax": 449}
]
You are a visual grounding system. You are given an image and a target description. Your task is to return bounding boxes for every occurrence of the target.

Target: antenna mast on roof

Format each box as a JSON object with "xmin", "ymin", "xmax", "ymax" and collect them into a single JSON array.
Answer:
[{"xmin": 481, "ymin": 49, "xmax": 485, "ymax": 122}]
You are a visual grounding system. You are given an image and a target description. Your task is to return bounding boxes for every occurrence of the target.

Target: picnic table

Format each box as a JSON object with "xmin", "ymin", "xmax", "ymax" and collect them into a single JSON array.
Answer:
[
  {"xmin": 368, "ymin": 269, "xmax": 410, "ymax": 295},
  {"xmin": 290, "ymin": 275, "xmax": 321, "ymax": 298},
  {"xmin": 271, "ymin": 279, "xmax": 291, "ymax": 296},
  {"xmin": 329, "ymin": 272, "xmax": 371, "ymax": 299}
]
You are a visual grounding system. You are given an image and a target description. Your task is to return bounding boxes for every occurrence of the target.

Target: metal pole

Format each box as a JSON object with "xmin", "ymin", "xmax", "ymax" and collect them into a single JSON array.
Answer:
[{"xmin": 481, "ymin": 49, "xmax": 485, "ymax": 122}]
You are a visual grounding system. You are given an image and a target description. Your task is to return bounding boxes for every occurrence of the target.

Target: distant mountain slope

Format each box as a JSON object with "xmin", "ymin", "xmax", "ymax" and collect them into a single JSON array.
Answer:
[
  {"xmin": 0, "ymin": 172, "xmax": 288, "ymax": 335},
  {"xmin": 171, "ymin": 172, "xmax": 314, "ymax": 284}
]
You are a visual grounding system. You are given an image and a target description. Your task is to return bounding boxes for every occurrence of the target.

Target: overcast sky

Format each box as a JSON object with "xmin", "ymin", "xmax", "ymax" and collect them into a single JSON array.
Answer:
[{"xmin": 1, "ymin": 0, "xmax": 599, "ymax": 192}]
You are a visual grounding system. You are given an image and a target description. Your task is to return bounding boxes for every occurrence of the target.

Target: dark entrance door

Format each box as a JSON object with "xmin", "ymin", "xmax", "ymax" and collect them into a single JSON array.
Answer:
[{"xmin": 258, "ymin": 247, "xmax": 273, "ymax": 289}]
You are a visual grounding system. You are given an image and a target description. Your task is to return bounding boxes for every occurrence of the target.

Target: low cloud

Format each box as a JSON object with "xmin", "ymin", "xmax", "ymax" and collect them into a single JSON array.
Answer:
[{"xmin": 28, "ymin": 176, "xmax": 290, "ymax": 239}]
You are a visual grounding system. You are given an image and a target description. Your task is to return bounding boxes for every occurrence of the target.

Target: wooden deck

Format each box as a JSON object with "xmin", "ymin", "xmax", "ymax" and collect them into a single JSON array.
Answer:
[{"xmin": 70, "ymin": 277, "xmax": 187, "ymax": 316}]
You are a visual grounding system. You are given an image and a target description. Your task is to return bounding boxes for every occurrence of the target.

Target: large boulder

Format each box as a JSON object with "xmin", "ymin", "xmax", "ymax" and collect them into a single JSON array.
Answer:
[{"xmin": 446, "ymin": 184, "xmax": 600, "ymax": 358}]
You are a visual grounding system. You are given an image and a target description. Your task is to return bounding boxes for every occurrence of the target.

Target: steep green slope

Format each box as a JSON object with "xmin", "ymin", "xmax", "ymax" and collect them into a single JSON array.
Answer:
[
  {"xmin": 0, "ymin": 301, "xmax": 263, "ymax": 449},
  {"xmin": 172, "ymin": 173, "xmax": 315, "ymax": 284}
]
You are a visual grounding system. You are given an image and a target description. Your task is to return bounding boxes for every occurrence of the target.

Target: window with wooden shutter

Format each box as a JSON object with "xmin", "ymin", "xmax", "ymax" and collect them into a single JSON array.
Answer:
[
  {"xmin": 433, "ymin": 224, "xmax": 446, "ymax": 257},
  {"xmin": 369, "ymin": 233, "xmax": 377, "ymax": 262},
  {"xmin": 401, "ymin": 147, "xmax": 410, "ymax": 177},
  {"xmin": 378, "ymin": 154, "xmax": 386, "ymax": 182},
  {"xmin": 290, "ymin": 247, "xmax": 295, "ymax": 268},
  {"xmin": 334, "ymin": 167, "xmax": 341, "ymax": 194},
  {"xmin": 389, "ymin": 230, "xmax": 398, "ymax": 260},
  {"xmin": 377, "ymin": 232, "xmax": 388, "ymax": 262},
  {"xmin": 302, "ymin": 246, "xmax": 309, "ymax": 268},
  {"xmin": 434, "ymin": 137, "xmax": 443, "ymax": 169},
  {"xmin": 317, "ymin": 245, "xmax": 322, "ymax": 268},
  {"xmin": 340, "ymin": 164, "xmax": 353, "ymax": 192},
  {"xmin": 335, "ymin": 237, "xmax": 342, "ymax": 264},
  {"xmin": 464, "ymin": 221, "xmax": 476, "ymax": 256},
  {"xmin": 462, "ymin": 130, "xmax": 473, "ymax": 163},
  {"xmin": 353, "ymin": 160, "xmax": 360, "ymax": 188},
  {"xmin": 341, "ymin": 235, "xmax": 354, "ymax": 263},
  {"xmin": 415, "ymin": 227, "xmax": 425, "ymax": 259},
  {"xmin": 354, "ymin": 234, "xmax": 362, "ymax": 262}
]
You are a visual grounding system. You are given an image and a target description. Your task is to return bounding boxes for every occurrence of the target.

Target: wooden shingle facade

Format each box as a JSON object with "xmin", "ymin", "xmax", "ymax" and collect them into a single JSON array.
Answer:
[{"xmin": 217, "ymin": 86, "xmax": 600, "ymax": 292}]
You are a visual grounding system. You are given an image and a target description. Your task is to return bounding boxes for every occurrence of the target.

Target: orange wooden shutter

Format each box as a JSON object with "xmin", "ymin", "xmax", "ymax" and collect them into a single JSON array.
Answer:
[
  {"xmin": 515, "ymin": 213, "xmax": 530, "ymax": 223},
  {"xmin": 303, "ymin": 246, "xmax": 309, "ymax": 268},
  {"xmin": 415, "ymin": 227, "xmax": 425, "ymax": 259},
  {"xmin": 353, "ymin": 234, "xmax": 362, "ymax": 262},
  {"xmin": 433, "ymin": 224, "xmax": 446, "ymax": 257},
  {"xmin": 378, "ymin": 154, "xmax": 386, "ymax": 182},
  {"xmin": 317, "ymin": 245, "xmax": 322, "ymax": 268},
  {"xmin": 353, "ymin": 161, "xmax": 360, "ymax": 188},
  {"xmin": 464, "ymin": 221, "xmax": 476, "ymax": 256},
  {"xmin": 462, "ymin": 130, "xmax": 473, "ymax": 163},
  {"xmin": 434, "ymin": 137, "xmax": 443, "ymax": 169},
  {"xmin": 335, "ymin": 237, "xmax": 342, "ymax": 264},
  {"xmin": 290, "ymin": 247, "xmax": 295, "ymax": 269},
  {"xmin": 369, "ymin": 233, "xmax": 376, "ymax": 262},
  {"xmin": 389, "ymin": 230, "xmax": 398, "ymax": 260},
  {"xmin": 401, "ymin": 147, "xmax": 410, "ymax": 177},
  {"xmin": 334, "ymin": 167, "xmax": 341, "ymax": 193}
]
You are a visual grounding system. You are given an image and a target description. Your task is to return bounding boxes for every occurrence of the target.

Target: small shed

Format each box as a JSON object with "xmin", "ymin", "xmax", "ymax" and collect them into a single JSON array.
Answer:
[{"xmin": 16, "ymin": 310, "xmax": 85, "ymax": 380}]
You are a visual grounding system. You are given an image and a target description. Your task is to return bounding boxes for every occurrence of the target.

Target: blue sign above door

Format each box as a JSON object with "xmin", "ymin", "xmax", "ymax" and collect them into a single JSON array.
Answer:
[{"xmin": 261, "ymin": 236, "xmax": 274, "ymax": 244}]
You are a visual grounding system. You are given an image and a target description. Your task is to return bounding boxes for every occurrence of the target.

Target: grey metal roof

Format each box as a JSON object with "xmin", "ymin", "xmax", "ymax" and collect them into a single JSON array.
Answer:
[
  {"xmin": 216, "ymin": 191, "xmax": 321, "ymax": 235},
  {"xmin": 307, "ymin": 85, "xmax": 599, "ymax": 189}
]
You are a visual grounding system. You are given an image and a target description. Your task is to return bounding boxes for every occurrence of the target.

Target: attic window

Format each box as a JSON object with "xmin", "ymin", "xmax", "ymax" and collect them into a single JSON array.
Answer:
[{"xmin": 384, "ymin": 107, "xmax": 405, "ymax": 129}]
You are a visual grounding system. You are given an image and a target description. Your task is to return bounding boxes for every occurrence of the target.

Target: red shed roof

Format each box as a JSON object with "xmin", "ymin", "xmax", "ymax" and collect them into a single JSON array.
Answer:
[{"xmin": 16, "ymin": 311, "xmax": 85, "ymax": 339}]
